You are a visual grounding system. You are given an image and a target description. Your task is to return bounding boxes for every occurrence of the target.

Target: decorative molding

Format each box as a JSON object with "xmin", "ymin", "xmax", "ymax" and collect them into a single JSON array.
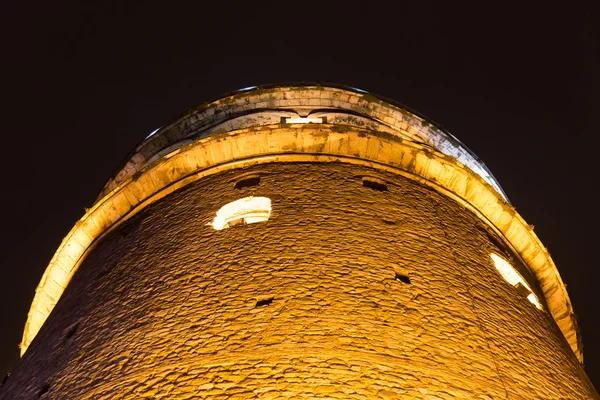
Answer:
[{"xmin": 21, "ymin": 124, "xmax": 582, "ymax": 364}]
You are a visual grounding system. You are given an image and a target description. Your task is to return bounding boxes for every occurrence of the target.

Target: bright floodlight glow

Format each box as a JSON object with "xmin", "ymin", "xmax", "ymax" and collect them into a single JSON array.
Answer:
[
  {"xmin": 285, "ymin": 117, "xmax": 324, "ymax": 124},
  {"xmin": 350, "ymin": 87, "xmax": 368, "ymax": 94},
  {"xmin": 490, "ymin": 253, "xmax": 542, "ymax": 310},
  {"xmin": 145, "ymin": 127, "xmax": 161, "ymax": 139},
  {"xmin": 527, "ymin": 293, "xmax": 542, "ymax": 310},
  {"xmin": 490, "ymin": 253, "xmax": 530, "ymax": 289},
  {"xmin": 212, "ymin": 197, "xmax": 271, "ymax": 230},
  {"xmin": 238, "ymin": 86, "xmax": 258, "ymax": 92}
]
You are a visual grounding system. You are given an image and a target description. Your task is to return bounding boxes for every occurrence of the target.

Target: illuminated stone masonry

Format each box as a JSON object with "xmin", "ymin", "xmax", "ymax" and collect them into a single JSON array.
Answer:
[
  {"xmin": 98, "ymin": 85, "xmax": 508, "ymax": 201},
  {"xmin": 1, "ymin": 85, "xmax": 596, "ymax": 398}
]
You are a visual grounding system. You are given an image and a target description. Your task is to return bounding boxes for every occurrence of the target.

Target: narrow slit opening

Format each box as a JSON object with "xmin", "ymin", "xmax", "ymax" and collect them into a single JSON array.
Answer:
[
  {"xmin": 1, "ymin": 373, "xmax": 10, "ymax": 387},
  {"xmin": 235, "ymin": 176, "xmax": 260, "ymax": 189},
  {"xmin": 255, "ymin": 297, "xmax": 274, "ymax": 307},
  {"xmin": 395, "ymin": 273, "xmax": 411, "ymax": 284},
  {"xmin": 38, "ymin": 383, "xmax": 50, "ymax": 398},
  {"xmin": 363, "ymin": 179, "xmax": 388, "ymax": 192},
  {"xmin": 65, "ymin": 322, "xmax": 79, "ymax": 340}
]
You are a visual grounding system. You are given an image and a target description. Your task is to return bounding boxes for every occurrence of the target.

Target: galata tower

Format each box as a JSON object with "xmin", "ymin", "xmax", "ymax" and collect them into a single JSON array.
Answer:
[{"xmin": 1, "ymin": 84, "xmax": 597, "ymax": 399}]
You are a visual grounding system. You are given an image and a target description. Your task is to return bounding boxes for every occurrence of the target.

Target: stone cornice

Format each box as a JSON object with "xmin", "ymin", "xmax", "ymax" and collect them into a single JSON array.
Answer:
[
  {"xmin": 98, "ymin": 86, "xmax": 508, "ymax": 202},
  {"xmin": 21, "ymin": 124, "xmax": 582, "ymax": 363}
]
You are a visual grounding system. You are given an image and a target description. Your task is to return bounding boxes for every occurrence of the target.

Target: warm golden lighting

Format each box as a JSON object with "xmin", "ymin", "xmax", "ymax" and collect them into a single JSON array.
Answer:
[
  {"xmin": 490, "ymin": 253, "xmax": 542, "ymax": 310},
  {"xmin": 21, "ymin": 122, "xmax": 580, "ymax": 361},
  {"xmin": 211, "ymin": 197, "xmax": 271, "ymax": 230},
  {"xmin": 284, "ymin": 117, "xmax": 324, "ymax": 124},
  {"xmin": 527, "ymin": 292, "xmax": 542, "ymax": 310}
]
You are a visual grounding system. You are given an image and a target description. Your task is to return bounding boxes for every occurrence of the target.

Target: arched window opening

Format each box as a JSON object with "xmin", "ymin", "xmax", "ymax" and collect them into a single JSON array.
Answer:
[
  {"xmin": 211, "ymin": 197, "xmax": 271, "ymax": 230},
  {"xmin": 490, "ymin": 253, "xmax": 542, "ymax": 310},
  {"xmin": 234, "ymin": 175, "xmax": 260, "ymax": 189}
]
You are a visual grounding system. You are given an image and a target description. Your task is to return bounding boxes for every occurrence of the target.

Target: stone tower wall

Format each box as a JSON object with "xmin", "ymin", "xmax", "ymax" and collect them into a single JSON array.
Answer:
[{"xmin": 2, "ymin": 163, "xmax": 595, "ymax": 399}]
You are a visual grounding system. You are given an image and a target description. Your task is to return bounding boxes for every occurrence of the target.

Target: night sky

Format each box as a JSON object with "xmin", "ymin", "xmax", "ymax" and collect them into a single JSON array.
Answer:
[{"xmin": 2, "ymin": 1, "xmax": 598, "ymax": 389}]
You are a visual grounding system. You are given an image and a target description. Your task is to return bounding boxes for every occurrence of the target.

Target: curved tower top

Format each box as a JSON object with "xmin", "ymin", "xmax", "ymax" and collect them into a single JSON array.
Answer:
[
  {"xmin": 98, "ymin": 83, "xmax": 509, "ymax": 203},
  {"xmin": 21, "ymin": 84, "xmax": 582, "ymax": 367}
]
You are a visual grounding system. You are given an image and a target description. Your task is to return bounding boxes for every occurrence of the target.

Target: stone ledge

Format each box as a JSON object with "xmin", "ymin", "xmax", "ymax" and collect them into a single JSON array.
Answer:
[
  {"xmin": 21, "ymin": 124, "xmax": 582, "ymax": 363},
  {"xmin": 98, "ymin": 86, "xmax": 506, "ymax": 202}
]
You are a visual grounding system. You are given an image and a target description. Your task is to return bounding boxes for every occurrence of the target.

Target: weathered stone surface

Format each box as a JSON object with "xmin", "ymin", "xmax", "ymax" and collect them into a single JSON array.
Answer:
[
  {"xmin": 99, "ymin": 86, "xmax": 506, "ymax": 200},
  {"xmin": 2, "ymin": 163, "xmax": 595, "ymax": 399},
  {"xmin": 21, "ymin": 124, "xmax": 583, "ymax": 360}
]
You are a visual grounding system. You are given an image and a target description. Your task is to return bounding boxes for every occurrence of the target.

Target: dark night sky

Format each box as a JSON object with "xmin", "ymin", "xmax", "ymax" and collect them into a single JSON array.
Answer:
[{"xmin": 1, "ymin": 1, "xmax": 599, "ymax": 389}]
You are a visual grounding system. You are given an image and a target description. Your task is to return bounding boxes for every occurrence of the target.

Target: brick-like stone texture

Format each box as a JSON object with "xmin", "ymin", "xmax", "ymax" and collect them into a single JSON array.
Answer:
[{"xmin": 2, "ymin": 163, "xmax": 596, "ymax": 399}]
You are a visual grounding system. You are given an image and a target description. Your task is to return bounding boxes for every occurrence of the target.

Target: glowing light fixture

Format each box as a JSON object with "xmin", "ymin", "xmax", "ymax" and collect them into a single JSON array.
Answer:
[
  {"xmin": 237, "ymin": 86, "xmax": 258, "ymax": 92},
  {"xmin": 145, "ymin": 127, "xmax": 161, "ymax": 139},
  {"xmin": 283, "ymin": 117, "xmax": 324, "ymax": 124},
  {"xmin": 490, "ymin": 253, "xmax": 542, "ymax": 310},
  {"xmin": 350, "ymin": 86, "xmax": 368, "ymax": 94},
  {"xmin": 211, "ymin": 197, "xmax": 271, "ymax": 230}
]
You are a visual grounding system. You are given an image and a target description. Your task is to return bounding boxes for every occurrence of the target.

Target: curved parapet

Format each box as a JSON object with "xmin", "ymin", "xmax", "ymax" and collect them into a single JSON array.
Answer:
[
  {"xmin": 97, "ymin": 85, "xmax": 509, "ymax": 202},
  {"xmin": 22, "ymin": 117, "xmax": 582, "ymax": 364}
]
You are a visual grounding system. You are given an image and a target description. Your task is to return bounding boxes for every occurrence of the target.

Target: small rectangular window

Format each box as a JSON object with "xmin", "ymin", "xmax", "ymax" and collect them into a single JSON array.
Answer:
[
  {"xmin": 235, "ymin": 176, "xmax": 260, "ymax": 189},
  {"xmin": 255, "ymin": 297, "xmax": 274, "ymax": 307},
  {"xmin": 363, "ymin": 179, "xmax": 388, "ymax": 192},
  {"xmin": 281, "ymin": 117, "xmax": 325, "ymax": 124},
  {"xmin": 395, "ymin": 273, "xmax": 411, "ymax": 284}
]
